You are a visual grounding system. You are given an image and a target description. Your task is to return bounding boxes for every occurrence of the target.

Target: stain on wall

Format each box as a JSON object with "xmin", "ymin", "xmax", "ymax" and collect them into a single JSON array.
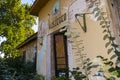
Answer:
[{"xmin": 34, "ymin": 0, "xmax": 120, "ymax": 79}]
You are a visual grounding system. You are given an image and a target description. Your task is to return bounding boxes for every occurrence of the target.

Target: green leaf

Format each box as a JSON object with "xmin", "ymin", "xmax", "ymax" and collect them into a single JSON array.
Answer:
[
  {"xmin": 103, "ymin": 58, "xmax": 108, "ymax": 61},
  {"xmin": 102, "ymin": 25, "xmax": 105, "ymax": 28},
  {"xmin": 87, "ymin": 62, "xmax": 92, "ymax": 66},
  {"xmin": 102, "ymin": 29, "xmax": 107, "ymax": 33},
  {"xmin": 100, "ymin": 21, "xmax": 105, "ymax": 25},
  {"xmin": 87, "ymin": 66, "xmax": 92, "ymax": 71},
  {"xmin": 83, "ymin": 66, "xmax": 86, "ymax": 69},
  {"xmin": 104, "ymin": 61, "xmax": 113, "ymax": 66},
  {"xmin": 109, "ymin": 37, "xmax": 115, "ymax": 41},
  {"xmin": 112, "ymin": 71, "xmax": 119, "ymax": 76},
  {"xmin": 110, "ymin": 54, "xmax": 117, "ymax": 60},
  {"xmin": 114, "ymin": 51, "xmax": 120, "ymax": 56},
  {"xmin": 108, "ymin": 76, "xmax": 116, "ymax": 80},
  {"xmin": 95, "ymin": 11, "xmax": 100, "ymax": 18},
  {"xmin": 111, "ymin": 43, "xmax": 119, "ymax": 48},
  {"xmin": 86, "ymin": 58, "xmax": 90, "ymax": 61},
  {"xmin": 76, "ymin": 67, "xmax": 80, "ymax": 70},
  {"xmin": 105, "ymin": 41, "xmax": 111, "ymax": 48},
  {"xmin": 108, "ymin": 48, "xmax": 113, "ymax": 54},
  {"xmin": 92, "ymin": 7, "xmax": 100, "ymax": 13},
  {"xmin": 97, "ymin": 56, "xmax": 104, "ymax": 59},
  {"xmin": 103, "ymin": 34, "xmax": 109, "ymax": 40}
]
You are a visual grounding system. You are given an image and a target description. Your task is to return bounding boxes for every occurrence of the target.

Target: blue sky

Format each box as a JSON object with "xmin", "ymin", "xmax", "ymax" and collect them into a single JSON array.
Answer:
[
  {"xmin": 21, "ymin": 0, "xmax": 34, "ymax": 4},
  {"xmin": 22, "ymin": 0, "xmax": 38, "ymax": 32}
]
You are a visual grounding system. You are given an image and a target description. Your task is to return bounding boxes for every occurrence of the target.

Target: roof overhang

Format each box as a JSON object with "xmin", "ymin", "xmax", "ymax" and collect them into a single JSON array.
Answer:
[
  {"xmin": 30, "ymin": 0, "xmax": 49, "ymax": 16},
  {"xmin": 16, "ymin": 32, "xmax": 37, "ymax": 49}
]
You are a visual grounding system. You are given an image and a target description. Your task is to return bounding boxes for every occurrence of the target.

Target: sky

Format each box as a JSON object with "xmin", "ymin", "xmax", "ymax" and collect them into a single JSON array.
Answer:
[
  {"xmin": 21, "ymin": 0, "xmax": 34, "ymax": 5},
  {"xmin": 21, "ymin": 0, "xmax": 38, "ymax": 32}
]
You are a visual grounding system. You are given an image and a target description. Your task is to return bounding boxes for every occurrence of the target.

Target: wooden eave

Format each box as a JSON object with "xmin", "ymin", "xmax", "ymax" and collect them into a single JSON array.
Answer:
[
  {"xmin": 30, "ymin": 0, "xmax": 49, "ymax": 16},
  {"xmin": 16, "ymin": 32, "xmax": 38, "ymax": 49}
]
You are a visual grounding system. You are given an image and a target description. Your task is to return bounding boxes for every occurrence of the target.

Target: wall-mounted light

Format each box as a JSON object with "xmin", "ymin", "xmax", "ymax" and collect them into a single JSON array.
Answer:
[{"xmin": 75, "ymin": 13, "xmax": 91, "ymax": 32}]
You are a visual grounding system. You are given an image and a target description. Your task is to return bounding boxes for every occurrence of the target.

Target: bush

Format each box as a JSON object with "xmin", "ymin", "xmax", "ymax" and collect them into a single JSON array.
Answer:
[
  {"xmin": 0, "ymin": 57, "xmax": 36, "ymax": 80},
  {"xmin": 34, "ymin": 75, "xmax": 45, "ymax": 80}
]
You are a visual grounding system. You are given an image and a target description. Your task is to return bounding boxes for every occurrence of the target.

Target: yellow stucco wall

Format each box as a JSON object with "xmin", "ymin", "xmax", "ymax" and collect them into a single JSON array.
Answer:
[
  {"xmin": 37, "ymin": 0, "xmax": 75, "ymax": 77},
  {"xmin": 36, "ymin": 0, "xmax": 118, "ymax": 79}
]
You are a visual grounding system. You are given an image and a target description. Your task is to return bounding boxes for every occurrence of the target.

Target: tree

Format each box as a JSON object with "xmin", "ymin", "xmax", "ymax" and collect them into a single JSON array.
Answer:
[{"xmin": 0, "ymin": 0, "xmax": 36, "ymax": 57}]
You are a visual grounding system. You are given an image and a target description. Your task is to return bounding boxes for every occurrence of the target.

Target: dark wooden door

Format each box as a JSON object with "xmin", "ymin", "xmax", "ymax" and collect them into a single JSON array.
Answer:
[{"xmin": 54, "ymin": 32, "xmax": 68, "ymax": 77}]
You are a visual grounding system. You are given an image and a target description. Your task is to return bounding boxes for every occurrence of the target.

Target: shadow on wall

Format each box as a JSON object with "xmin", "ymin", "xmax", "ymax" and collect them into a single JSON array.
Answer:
[{"xmin": 37, "ymin": 36, "xmax": 47, "ymax": 75}]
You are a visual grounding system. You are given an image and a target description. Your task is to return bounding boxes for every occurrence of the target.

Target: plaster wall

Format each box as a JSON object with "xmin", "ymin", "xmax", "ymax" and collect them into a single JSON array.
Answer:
[
  {"xmin": 18, "ymin": 39, "xmax": 37, "ymax": 62},
  {"xmin": 106, "ymin": 0, "xmax": 120, "ymax": 48},
  {"xmin": 37, "ymin": 0, "xmax": 75, "ymax": 78},
  {"xmin": 36, "ymin": 0, "xmax": 119, "ymax": 79}
]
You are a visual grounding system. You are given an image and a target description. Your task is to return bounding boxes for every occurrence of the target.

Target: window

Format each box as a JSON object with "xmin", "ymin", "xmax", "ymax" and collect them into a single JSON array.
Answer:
[
  {"xmin": 53, "ymin": 0, "xmax": 60, "ymax": 16},
  {"xmin": 22, "ymin": 51, "xmax": 26, "ymax": 63}
]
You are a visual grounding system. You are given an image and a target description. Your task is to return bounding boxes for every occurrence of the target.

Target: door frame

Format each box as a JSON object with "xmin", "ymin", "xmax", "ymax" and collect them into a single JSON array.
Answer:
[{"xmin": 53, "ymin": 31, "xmax": 68, "ymax": 77}]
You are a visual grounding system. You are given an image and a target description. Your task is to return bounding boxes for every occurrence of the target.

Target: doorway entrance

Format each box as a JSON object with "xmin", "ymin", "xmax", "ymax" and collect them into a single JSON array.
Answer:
[{"xmin": 53, "ymin": 32, "xmax": 68, "ymax": 77}]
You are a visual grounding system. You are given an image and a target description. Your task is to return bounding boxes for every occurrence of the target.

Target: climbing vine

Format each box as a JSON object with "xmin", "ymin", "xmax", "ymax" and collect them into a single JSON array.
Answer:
[
  {"xmin": 88, "ymin": 0, "xmax": 119, "ymax": 59},
  {"xmin": 87, "ymin": 0, "xmax": 120, "ymax": 79},
  {"xmin": 64, "ymin": 0, "xmax": 120, "ymax": 79}
]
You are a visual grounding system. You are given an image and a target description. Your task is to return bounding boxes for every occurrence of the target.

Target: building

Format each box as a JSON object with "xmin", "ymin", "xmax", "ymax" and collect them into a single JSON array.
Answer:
[
  {"xmin": 30, "ymin": 0, "xmax": 120, "ymax": 79},
  {"xmin": 17, "ymin": 32, "xmax": 37, "ymax": 63}
]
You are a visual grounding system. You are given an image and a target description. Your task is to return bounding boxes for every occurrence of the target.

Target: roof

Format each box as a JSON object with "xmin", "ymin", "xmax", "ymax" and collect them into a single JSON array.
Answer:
[
  {"xmin": 30, "ymin": 0, "xmax": 49, "ymax": 16},
  {"xmin": 17, "ymin": 32, "xmax": 37, "ymax": 49}
]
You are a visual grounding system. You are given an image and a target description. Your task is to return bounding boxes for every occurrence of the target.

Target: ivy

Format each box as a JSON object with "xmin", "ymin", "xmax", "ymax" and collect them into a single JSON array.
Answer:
[
  {"xmin": 103, "ymin": 34, "xmax": 109, "ymax": 40},
  {"xmin": 89, "ymin": 0, "xmax": 120, "ymax": 79},
  {"xmin": 105, "ymin": 41, "xmax": 111, "ymax": 48}
]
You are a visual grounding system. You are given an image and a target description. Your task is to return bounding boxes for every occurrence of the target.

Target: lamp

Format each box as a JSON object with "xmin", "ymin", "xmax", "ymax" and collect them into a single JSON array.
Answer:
[{"xmin": 75, "ymin": 13, "xmax": 91, "ymax": 32}]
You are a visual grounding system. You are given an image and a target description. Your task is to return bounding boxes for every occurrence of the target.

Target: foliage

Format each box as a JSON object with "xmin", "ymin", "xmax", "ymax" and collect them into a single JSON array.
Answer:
[
  {"xmin": 51, "ymin": 76, "xmax": 70, "ymax": 80},
  {"xmin": 0, "ymin": 57, "xmax": 36, "ymax": 80},
  {"xmin": 87, "ymin": 0, "xmax": 120, "ymax": 79},
  {"xmin": 53, "ymin": 0, "xmax": 120, "ymax": 79},
  {"xmin": 69, "ymin": 67, "xmax": 86, "ymax": 80},
  {"xmin": 95, "ymin": 56, "xmax": 116, "ymax": 79},
  {"xmin": 51, "ymin": 60, "xmax": 92, "ymax": 80},
  {"xmin": 64, "ymin": 0, "xmax": 120, "ymax": 79},
  {"xmin": 87, "ymin": 0, "xmax": 120, "ymax": 59},
  {"xmin": 1, "ymin": 0, "xmax": 120, "ymax": 80},
  {"xmin": 0, "ymin": 0, "xmax": 36, "ymax": 57},
  {"xmin": 34, "ymin": 75, "xmax": 45, "ymax": 80}
]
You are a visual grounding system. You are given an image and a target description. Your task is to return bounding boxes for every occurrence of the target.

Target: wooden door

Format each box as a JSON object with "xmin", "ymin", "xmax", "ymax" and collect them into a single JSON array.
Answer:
[{"xmin": 54, "ymin": 32, "xmax": 68, "ymax": 77}]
